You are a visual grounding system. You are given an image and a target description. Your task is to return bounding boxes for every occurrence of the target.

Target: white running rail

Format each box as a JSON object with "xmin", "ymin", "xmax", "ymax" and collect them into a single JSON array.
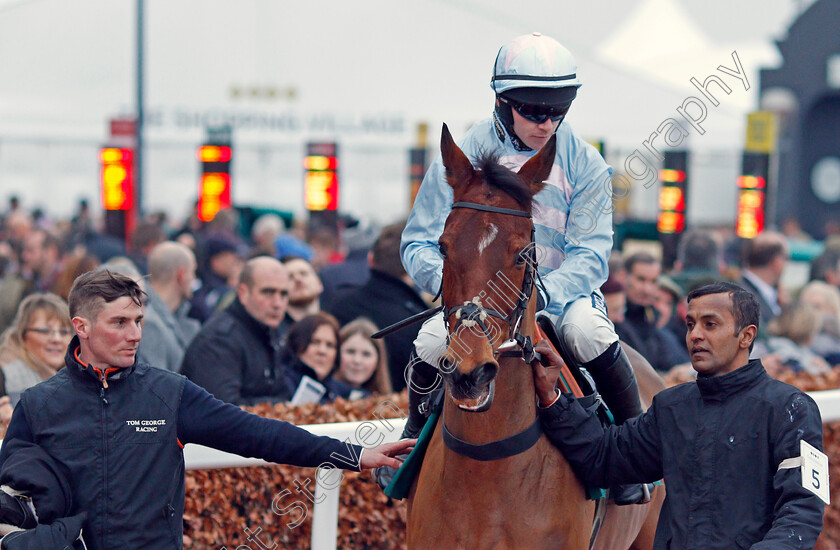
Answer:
[{"xmin": 183, "ymin": 389, "xmax": 840, "ymax": 550}]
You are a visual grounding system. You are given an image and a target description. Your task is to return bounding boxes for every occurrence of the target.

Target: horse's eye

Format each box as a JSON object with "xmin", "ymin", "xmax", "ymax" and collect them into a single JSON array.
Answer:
[
  {"xmin": 515, "ymin": 249, "xmax": 528, "ymax": 265},
  {"xmin": 439, "ymin": 242, "xmax": 447, "ymax": 258}
]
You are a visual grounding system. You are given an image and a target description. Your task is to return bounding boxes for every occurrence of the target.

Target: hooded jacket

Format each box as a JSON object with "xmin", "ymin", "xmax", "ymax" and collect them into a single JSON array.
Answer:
[
  {"xmin": 401, "ymin": 116, "xmax": 613, "ymax": 316},
  {"xmin": 540, "ymin": 359, "xmax": 825, "ymax": 549},
  {"xmin": 0, "ymin": 337, "xmax": 363, "ymax": 550}
]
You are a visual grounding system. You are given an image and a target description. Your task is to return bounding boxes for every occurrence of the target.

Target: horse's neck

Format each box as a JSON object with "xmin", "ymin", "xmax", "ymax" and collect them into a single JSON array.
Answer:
[{"xmin": 444, "ymin": 325, "xmax": 538, "ymax": 446}]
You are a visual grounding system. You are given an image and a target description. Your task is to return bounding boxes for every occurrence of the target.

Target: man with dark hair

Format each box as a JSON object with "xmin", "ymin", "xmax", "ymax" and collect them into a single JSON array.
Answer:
[
  {"xmin": 531, "ymin": 282, "xmax": 824, "ymax": 549},
  {"xmin": 0, "ymin": 269, "xmax": 413, "ymax": 550},
  {"xmin": 327, "ymin": 223, "xmax": 427, "ymax": 391},
  {"xmin": 281, "ymin": 256, "xmax": 324, "ymax": 322},
  {"xmin": 740, "ymin": 231, "xmax": 789, "ymax": 328},
  {"xmin": 182, "ymin": 256, "xmax": 296, "ymax": 404},
  {"xmin": 617, "ymin": 252, "xmax": 689, "ymax": 371},
  {"xmin": 189, "ymin": 234, "xmax": 243, "ymax": 323}
]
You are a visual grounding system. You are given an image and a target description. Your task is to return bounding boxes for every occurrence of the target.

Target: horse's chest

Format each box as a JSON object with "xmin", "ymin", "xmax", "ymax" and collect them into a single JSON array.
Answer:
[{"xmin": 408, "ymin": 438, "xmax": 592, "ymax": 549}]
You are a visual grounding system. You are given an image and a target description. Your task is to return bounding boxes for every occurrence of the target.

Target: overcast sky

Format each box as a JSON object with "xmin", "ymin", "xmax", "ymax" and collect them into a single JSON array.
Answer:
[{"xmin": 0, "ymin": 0, "xmax": 812, "ymax": 148}]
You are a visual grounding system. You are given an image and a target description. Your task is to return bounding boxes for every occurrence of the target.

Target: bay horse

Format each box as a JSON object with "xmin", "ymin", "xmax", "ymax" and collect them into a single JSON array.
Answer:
[{"xmin": 406, "ymin": 124, "xmax": 665, "ymax": 550}]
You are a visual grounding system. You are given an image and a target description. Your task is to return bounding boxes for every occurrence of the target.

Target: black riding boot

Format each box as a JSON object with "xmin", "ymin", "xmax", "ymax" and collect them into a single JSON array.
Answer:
[
  {"xmin": 582, "ymin": 341, "xmax": 652, "ymax": 505},
  {"xmin": 374, "ymin": 350, "xmax": 442, "ymax": 491},
  {"xmin": 401, "ymin": 351, "xmax": 443, "ymax": 439},
  {"xmin": 582, "ymin": 341, "xmax": 643, "ymax": 424}
]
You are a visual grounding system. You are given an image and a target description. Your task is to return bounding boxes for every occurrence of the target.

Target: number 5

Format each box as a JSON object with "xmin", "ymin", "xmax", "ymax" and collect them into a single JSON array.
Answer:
[{"xmin": 812, "ymin": 469, "xmax": 821, "ymax": 490}]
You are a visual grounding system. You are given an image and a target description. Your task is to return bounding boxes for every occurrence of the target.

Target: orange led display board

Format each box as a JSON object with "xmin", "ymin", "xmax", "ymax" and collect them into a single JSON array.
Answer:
[
  {"xmin": 197, "ymin": 143, "xmax": 232, "ymax": 222},
  {"xmin": 657, "ymin": 153, "xmax": 688, "ymax": 235},
  {"xmin": 304, "ymin": 143, "xmax": 339, "ymax": 212},
  {"xmin": 100, "ymin": 147, "xmax": 133, "ymax": 211},
  {"xmin": 736, "ymin": 152, "xmax": 770, "ymax": 239}
]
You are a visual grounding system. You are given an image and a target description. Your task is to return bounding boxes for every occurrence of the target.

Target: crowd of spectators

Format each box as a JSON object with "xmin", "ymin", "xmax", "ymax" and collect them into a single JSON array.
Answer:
[
  {"xmin": 1, "ymin": 193, "xmax": 840, "ymax": 426},
  {"xmin": 605, "ymin": 227, "xmax": 840, "ymax": 377},
  {"xmin": 0, "ymin": 198, "xmax": 428, "ymax": 424}
]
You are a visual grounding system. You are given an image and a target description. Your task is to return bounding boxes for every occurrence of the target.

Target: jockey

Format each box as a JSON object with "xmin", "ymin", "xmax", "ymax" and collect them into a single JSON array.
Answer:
[{"xmin": 377, "ymin": 33, "xmax": 646, "ymax": 504}]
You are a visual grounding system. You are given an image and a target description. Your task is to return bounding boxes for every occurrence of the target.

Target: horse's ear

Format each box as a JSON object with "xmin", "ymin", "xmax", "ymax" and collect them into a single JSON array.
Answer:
[
  {"xmin": 517, "ymin": 135, "xmax": 556, "ymax": 195},
  {"xmin": 440, "ymin": 123, "xmax": 474, "ymax": 191}
]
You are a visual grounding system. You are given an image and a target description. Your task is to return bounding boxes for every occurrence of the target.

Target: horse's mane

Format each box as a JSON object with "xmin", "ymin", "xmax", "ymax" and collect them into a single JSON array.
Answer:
[{"xmin": 475, "ymin": 151, "xmax": 533, "ymax": 210}]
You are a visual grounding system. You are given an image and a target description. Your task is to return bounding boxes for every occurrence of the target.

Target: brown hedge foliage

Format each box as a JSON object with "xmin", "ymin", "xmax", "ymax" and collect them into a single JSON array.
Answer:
[
  {"xmin": 183, "ymin": 393, "xmax": 410, "ymax": 549},
  {"xmin": 184, "ymin": 371, "xmax": 840, "ymax": 549},
  {"xmin": 2, "ymin": 369, "xmax": 838, "ymax": 547}
]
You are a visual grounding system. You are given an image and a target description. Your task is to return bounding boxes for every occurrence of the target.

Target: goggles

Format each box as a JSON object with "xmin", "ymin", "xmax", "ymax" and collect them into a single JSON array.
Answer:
[{"xmin": 500, "ymin": 96, "xmax": 570, "ymax": 124}]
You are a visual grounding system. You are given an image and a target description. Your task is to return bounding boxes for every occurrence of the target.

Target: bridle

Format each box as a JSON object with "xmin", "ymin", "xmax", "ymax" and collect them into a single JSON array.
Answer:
[
  {"xmin": 371, "ymin": 198, "xmax": 546, "ymax": 462},
  {"xmin": 370, "ymin": 201, "xmax": 541, "ymax": 361},
  {"xmin": 438, "ymin": 200, "xmax": 545, "ymax": 462},
  {"xmin": 442, "ymin": 201, "xmax": 539, "ymax": 364}
]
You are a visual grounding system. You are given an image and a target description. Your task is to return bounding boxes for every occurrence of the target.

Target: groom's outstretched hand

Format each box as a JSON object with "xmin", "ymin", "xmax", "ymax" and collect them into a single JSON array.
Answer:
[{"xmin": 359, "ymin": 439, "xmax": 417, "ymax": 469}]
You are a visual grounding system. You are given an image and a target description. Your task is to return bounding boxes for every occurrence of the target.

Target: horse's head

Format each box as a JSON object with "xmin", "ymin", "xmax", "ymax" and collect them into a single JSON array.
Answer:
[{"xmin": 437, "ymin": 123, "xmax": 555, "ymax": 412}]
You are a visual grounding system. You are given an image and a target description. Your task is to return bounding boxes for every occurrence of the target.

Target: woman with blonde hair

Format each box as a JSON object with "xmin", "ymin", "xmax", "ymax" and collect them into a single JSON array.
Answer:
[
  {"xmin": 766, "ymin": 300, "xmax": 830, "ymax": 374},
  {"xmin": 799, "ymin": 280, "xmax": 840, "ymax": 365},
  {"xmin": 337, "ymin": 318, "xmax": 392, "ymax": 398},
  {"xmin": 0, "ymin": 293, "xmax": 73, "ymax": 410}
]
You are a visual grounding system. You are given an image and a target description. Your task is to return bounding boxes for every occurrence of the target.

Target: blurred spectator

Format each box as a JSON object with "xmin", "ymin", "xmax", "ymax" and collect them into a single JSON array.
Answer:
[
  {"xmin": 285, "ymin": 312, "xmax": 354, "ymax": 404},
  {"xmin": 721, "ymin": 235, "xmax": 744, "ymax": 282},
  {"xmin": 5, "ymin": 195, "xmax": 20, "ymax": 217},
  {"xmin": 203, "ymin": 208, "xmax": 239, "ymax": 240},
  {"xmin": 0, "ymin": 229, "xmax": 62, "ymax": 334},
  {"xmin": 739, "ymin": 231, "xmax": 788, "ymax": 331},
  {"xmin": 189, "ymin": 234, "xmax": 243, "ymax": 323},
  {"xmin": 281, "ymin": 257, "xmax": 323, "ymax": 322},
  {"xmin": 327, "ymin": 223, "xmax": 426, "ymax": 391},
  {"xmin": 129, "ymin": 220, "xmax": 166, "ymax": 275},
  {"xmin": 78, "ymin": 228, "xmax": 127, "ymax": 264},
  {"xmin": 781, "ymin": 217, "xmax": 812, "ymax": 241},
  {"xmin": 274, "ymin": 231, "xmax": 314, "ymax": 262},
  {"xmin": 250, "ymin": 214, "xmax": 284, "ymax": 257},
  {"xmin": 0, "ymin": 241, "xmax": 14, "ymax": 278},
  {"xmin": 4, "ymin": 210, "xmax": 32, "ymax": 256},
  {"xmin": 336, "ymin": 318, "xmax": 392, "ymax": 398},
  {"xmin": 799, "ymin": 281, "xmax": 840, "ymax": 365},
  {"xmin": 809, "ymin": 248, "xmax": 840, "ymax": 287},
  {"xmin": 182, "ymin": 257, "xmax": 295, "ymax": 405},
  {"xmin": 654, "ymin": 275, "xmax": 686, "ymax": 345},
  {"xmin": 765, "ymin": 302, "xmax": 829, "ymax": 374},
  {"xmin": 70, "ymin": 198, "xmax": 93, "ymax": 236},
  {"xmin": 607, "ymin": 251, "xmax": 626, "ymax": 288},
  {"xmin": 616, "ymin": 252, "xmax": 689, "ymax": 372},
  {"xmin": 137, "ymin": 242, "xmax": 200, "ymax": 372},
  {"xmin": 319, "ymin": 223, "xmax": 379, "ymax": 308},
  {"xmin": 824, "ymin": 220, "xmax": 840, "ymax": 240},
  {"xmin": 98, "ymin": 258, "xmax": 145, "ymax": 292},
  {"xmin": 670, "ymin": 229, "xmax": 721, "ymax": 292},
  {"xmin": 600, "ymin": 276, "xmax": 625, "ymax": 324},
  {"xmin": 51, "ymin": 251, "xmax": 100, "ymax": 301},
  {"xmin": 0, "ymin": 293, "xmax": 72, "ymax": 413},
  {"xmin": 308, "ymin": 226, "xmax": 343, "ymax": 269}
]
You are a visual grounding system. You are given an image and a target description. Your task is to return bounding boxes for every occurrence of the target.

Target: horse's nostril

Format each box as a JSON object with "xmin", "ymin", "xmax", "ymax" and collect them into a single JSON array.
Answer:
[{"xmin": 472, "ymin": 362, "xmax": 499, "ymax": 386}]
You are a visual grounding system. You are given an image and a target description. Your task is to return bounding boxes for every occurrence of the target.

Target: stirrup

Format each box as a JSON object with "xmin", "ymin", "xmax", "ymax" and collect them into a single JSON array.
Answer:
[{"xmin": 611, "ymin": 482, "xmax": 655, "ymax": 506}]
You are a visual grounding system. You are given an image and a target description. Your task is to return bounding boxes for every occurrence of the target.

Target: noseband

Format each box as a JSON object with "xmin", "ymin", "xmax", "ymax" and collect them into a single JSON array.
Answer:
[{"xmin": 443, "ymin": 201, "xmax": 538, "ymax": 363}]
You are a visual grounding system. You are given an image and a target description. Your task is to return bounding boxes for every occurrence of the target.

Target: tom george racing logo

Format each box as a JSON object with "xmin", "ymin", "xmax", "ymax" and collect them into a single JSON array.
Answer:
[{"xmin": 125, "ymin": 419, "xmax": 166, "ymax": 432}]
